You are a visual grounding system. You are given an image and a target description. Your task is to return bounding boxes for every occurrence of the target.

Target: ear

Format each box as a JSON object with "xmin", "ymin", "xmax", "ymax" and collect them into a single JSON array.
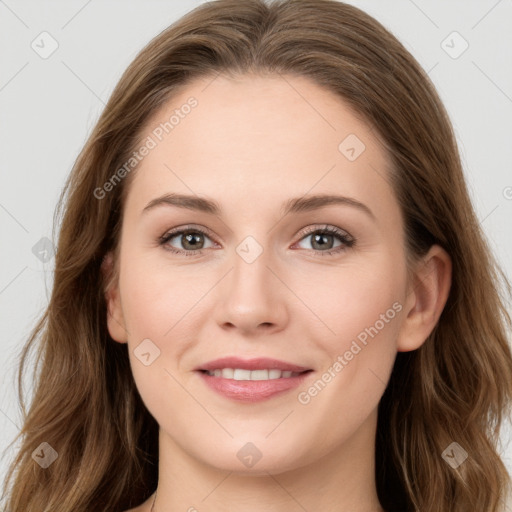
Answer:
[
  {"xmin": 101, "ymin": 252, "xmax": 128, "ymax": 344},
  {"xmin": 396, "ymin": 244, "xmax": 452, "ymax": 352}
]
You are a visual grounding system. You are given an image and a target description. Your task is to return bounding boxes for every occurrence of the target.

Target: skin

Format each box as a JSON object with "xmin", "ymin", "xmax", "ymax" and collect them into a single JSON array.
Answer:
[{"xmin": 104, "ymin": 73, "xmax": 452, "ymax": 512}]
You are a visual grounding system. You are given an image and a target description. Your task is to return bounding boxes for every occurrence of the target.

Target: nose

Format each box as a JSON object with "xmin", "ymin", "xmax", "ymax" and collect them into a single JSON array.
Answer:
[{"xmin": 212, "ymin": 245, "xmax": 289, "ymax": 336}]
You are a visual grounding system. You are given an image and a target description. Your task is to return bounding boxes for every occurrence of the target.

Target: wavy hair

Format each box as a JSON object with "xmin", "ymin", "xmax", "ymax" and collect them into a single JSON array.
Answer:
[{"xmin": 2, "ymin": 1, "xmax": 512, "ymax": 510}]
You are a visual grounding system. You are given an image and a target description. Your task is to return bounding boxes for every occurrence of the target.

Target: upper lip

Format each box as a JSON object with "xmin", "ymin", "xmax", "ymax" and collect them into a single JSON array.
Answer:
[{"xmin": 196, "ymin": 357, "xmax": 312, "ymax": 372}]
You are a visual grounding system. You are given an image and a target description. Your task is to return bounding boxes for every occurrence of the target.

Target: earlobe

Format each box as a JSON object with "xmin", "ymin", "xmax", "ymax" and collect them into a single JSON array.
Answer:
[
  {"xmin": 396, "ymin": 244, "xmax": 452, "ymax": 352},
  {"xmin": 101, "ymin": 252, "xmax": 128, "ymax": 344}
]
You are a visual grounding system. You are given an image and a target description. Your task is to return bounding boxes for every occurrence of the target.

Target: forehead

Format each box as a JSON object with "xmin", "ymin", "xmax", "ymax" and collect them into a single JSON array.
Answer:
[{"xmin": 125, "ymin": 73, "xmax": 396, "ymax": 221}]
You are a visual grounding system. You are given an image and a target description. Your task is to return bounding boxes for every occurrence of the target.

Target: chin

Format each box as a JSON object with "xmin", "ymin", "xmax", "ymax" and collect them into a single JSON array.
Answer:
[{"xmin": 192, "ymin": 440, "xmax": 308, "ymax": 476}]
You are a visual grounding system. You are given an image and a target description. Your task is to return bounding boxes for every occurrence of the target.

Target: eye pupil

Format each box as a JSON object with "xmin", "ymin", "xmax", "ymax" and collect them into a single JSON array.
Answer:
[
  {"xmin": 183, "ymin": 232, "xmax": 204, "ymax": 250},
  {"xmin": 312, "ymin": 233, "xmax": 334, "ymax": 250}
]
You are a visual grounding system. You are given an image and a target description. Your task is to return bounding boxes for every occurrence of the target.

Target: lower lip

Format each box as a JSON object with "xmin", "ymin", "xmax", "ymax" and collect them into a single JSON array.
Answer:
[{"xmin": 197, "ymin": 371, "xmax": 312, "ymax": 402}]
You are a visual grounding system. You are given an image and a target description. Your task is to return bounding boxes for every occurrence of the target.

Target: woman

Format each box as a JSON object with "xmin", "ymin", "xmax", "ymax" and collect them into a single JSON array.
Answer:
[{"xmin": 3, "ymin": 1, "xmax": 511, "ymax": 511}]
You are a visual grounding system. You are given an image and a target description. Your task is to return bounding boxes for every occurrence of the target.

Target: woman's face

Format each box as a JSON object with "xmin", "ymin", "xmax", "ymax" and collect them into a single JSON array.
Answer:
[{"xmin": 106, "ymin": 73, "xmax": 420, "ymax": 473}]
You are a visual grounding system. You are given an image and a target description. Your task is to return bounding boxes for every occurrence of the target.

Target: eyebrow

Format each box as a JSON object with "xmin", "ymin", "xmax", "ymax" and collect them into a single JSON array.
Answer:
[{"xmin": 142, "ymin": 192, "xmax": 375, "ymax": 220}]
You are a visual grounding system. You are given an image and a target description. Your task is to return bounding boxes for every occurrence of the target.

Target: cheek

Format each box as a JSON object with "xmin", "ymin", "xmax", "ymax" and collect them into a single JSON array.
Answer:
[
  {"xmin": 119, "ymin": 259, "xmax": 195, "ymax": 421},
  {"xmin": 120, "ymin": 254, "xmax": 199, "ymax": 337},
  {"xmin": 296, "ymin": 256, "xmax": 404, "ymax": 409},
  {"xmin": 297, "ymin": 256, "xmax": 404, "ymax": 350},
  {"xmin": 334, "ymin": 275, "xmax": 401, "ymax": 350},
  {"xmin": 119, "ymin": 254, "xmax": 213, "ymax": 400}
]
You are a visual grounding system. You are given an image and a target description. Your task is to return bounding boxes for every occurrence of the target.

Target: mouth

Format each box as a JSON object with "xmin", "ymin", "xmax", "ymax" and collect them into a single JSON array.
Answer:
[
  {"xmin": 195, "ymin": 357, "xmax": 314, "ymax": 402},
  {"xmin": 198, "ymin": 368, "xmax": 311, "ymax": 380}
]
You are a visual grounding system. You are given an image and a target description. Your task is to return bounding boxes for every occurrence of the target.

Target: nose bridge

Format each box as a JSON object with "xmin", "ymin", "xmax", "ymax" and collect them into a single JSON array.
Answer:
[
  {"xmin": 230, "ymin": 234, "xmax": 274, "ymax": 302},
  {"xmin": 237, "ymin": 246, "xmax": 267, "ymax": 283},
  {"xmin": 214, "ymin": 233, "xmax": 287, "ymax": 331}
]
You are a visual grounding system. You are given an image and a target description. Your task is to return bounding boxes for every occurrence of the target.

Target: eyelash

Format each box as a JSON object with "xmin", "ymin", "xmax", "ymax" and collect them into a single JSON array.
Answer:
[{"xmin": 158, "ymin": 224, "xmax": 355, "ymax": 257}]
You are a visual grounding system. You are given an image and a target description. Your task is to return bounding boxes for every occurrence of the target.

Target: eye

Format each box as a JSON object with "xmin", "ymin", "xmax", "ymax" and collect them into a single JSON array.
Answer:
[
  {"xmin": 158, "ymin": 224, "xmax": 355, "ymax": 257},
  {"xmin": 158, "ymin": 225, "xmax": 215, "ymax": 255},
  {"xmin": 294, "ymin": 225, "xmax": 355, "ymax": 256}
]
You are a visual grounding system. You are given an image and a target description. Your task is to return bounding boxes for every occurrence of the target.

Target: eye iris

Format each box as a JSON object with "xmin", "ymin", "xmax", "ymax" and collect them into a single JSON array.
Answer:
[
  {"xmin": 311, "ymin": 233, "xmax": 334, "ymax": 250},
  {"xmin": 182, "ymin": 232, "xmax": 204, "ymax": 250}
]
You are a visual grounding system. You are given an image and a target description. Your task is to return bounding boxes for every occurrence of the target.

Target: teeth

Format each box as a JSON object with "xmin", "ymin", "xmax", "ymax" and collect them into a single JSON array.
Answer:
[
  {"xmin": 250, "ymin": 369, "xmax": 269, "ymax": 380},
  {"xmin": 268, "ymin": 369, "xmax": 281, "ymax": 379},
  {"xmin": 205, "ymin": 368, "xmax": 301, "ymax": 380},
  {"xmin": 222, "ymin": 368, "xmax": 234, "ymax": 379},
  {"xmin": 233, "ymin": 369, "xmax": 251, "ymax": 380}
]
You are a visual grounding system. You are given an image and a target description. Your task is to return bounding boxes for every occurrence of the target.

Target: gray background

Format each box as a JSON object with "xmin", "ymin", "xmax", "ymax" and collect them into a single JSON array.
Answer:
[{"xmin": 1, "ymin": 0, "xmax": 511, "ymax": 508}]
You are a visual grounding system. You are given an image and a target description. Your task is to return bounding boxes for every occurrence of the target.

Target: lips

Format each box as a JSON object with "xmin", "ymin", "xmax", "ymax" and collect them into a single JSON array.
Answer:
[{"xmin": 195, "ymin": 357, "xmax": 314, "ymax": 402}]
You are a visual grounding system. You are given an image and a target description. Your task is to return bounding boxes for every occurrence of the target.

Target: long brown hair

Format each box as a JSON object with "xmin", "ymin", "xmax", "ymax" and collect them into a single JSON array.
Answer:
[{"xmin": 3, "ymin": 1, "xmax": 512, "ymax": 510}]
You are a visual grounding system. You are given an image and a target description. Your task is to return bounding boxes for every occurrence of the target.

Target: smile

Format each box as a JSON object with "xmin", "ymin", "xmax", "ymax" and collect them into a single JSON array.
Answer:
[
  {"xmin": 202, "ymin": 368, "xmax": 303, "ymax": 380},
  {"xmin": 197, "ymin": 369, "xmax": 313, "ymax": 402}
]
